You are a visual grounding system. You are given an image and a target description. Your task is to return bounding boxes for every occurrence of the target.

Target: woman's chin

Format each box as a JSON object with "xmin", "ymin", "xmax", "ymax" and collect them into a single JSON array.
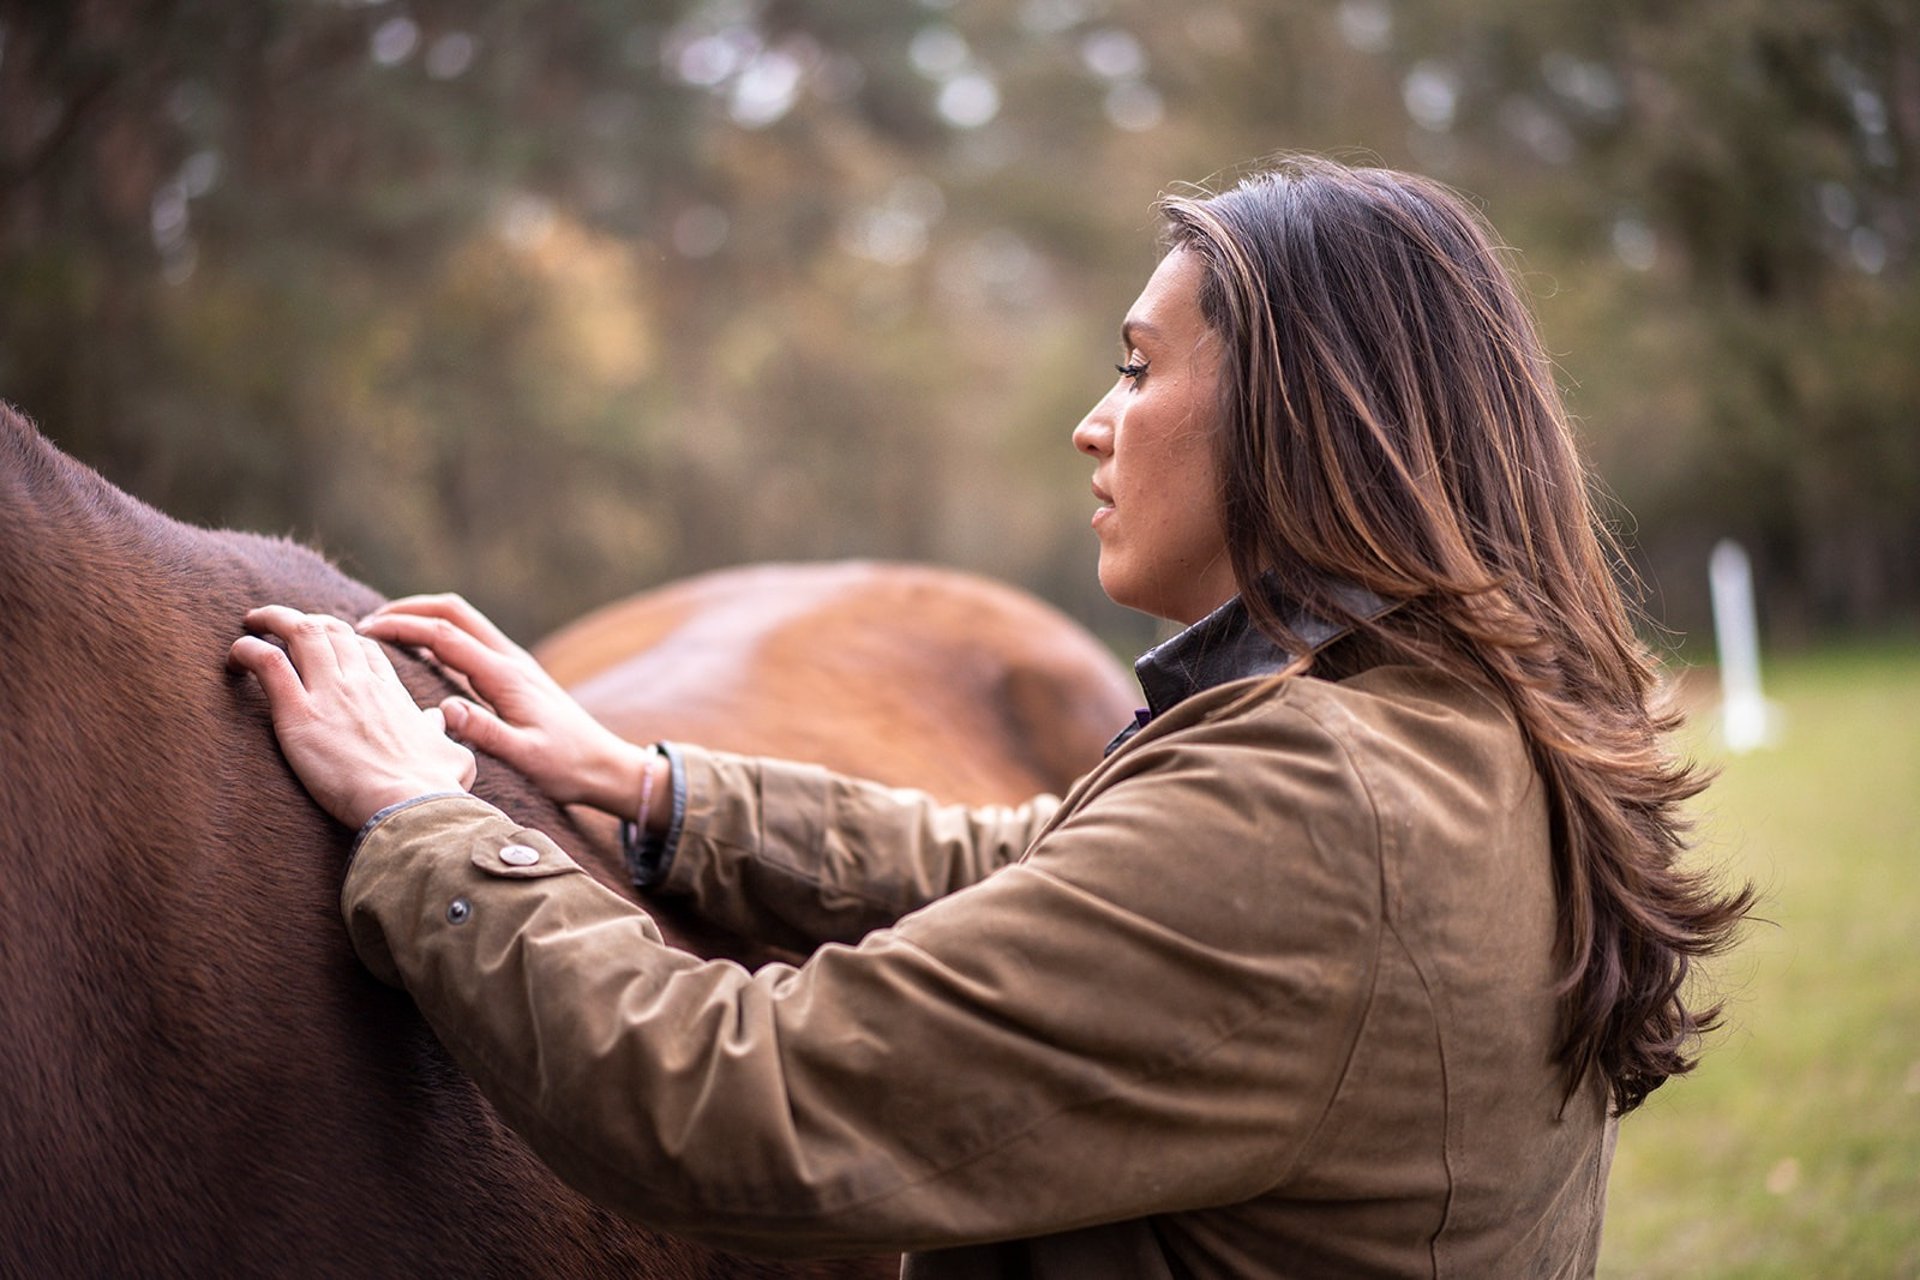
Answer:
[
  {"xmin": 1098, "ymin": 572, "xmax": 1171, "ymax": 625},
  {"xmin": 1095, "ymin": 562, "xmax": 1135, "ymax": 614}
]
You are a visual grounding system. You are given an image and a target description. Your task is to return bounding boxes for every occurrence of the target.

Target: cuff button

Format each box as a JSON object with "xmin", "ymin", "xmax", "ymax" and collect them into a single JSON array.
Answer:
[
  {"xmin": 446, "ymin": 897, "xmax": 473, "ymax": 925},
  {"xmin": 499, "ymin": 843, "xmax": 541, "ymax": 867}
]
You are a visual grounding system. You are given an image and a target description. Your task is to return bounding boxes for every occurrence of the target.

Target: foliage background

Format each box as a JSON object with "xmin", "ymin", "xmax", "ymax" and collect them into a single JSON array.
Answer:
[{"xmin": 2, "ymin": 0, "xmax": 1914, "ymax": 651}]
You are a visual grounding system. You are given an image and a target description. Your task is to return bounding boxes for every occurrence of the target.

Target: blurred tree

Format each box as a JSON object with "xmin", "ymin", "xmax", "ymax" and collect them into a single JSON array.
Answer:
[{"xmin": 0, "ymin": 0, "xmax": 1912, "ymax": 647}]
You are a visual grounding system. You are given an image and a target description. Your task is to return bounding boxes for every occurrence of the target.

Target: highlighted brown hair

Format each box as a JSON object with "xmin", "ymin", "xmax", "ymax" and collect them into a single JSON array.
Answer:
[{"xmin": 1161, "ymin": 156, "xmax": 1751, "ymax": 1115}]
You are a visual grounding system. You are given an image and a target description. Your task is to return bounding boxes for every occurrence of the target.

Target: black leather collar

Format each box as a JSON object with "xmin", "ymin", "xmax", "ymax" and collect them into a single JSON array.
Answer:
[{"xmin": 1106, "ymin": 581, "xmax": 1391, "ymax": 755}]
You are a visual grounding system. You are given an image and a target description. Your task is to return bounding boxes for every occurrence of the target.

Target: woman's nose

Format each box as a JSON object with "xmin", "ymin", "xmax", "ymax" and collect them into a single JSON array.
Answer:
[{"xmin": 1073, "ymin": 400, "xmax": 1114, "ymax": 457}]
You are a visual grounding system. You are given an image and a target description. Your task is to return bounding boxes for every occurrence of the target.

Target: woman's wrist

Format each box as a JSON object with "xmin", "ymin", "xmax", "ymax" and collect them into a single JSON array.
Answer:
[
  {"xmin": 348, "ymin": 776, "xmax": 472, "ymax": 831},
  {"xmin": 578, "ymin": 736, "xmax": 656, "ymax": 818}
]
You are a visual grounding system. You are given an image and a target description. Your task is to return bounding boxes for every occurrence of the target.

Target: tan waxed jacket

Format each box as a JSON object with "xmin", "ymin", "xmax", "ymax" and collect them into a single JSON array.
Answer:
[{"xmin": 341, "ymin": 644, "xmax": 1614, "ymax": 1277}]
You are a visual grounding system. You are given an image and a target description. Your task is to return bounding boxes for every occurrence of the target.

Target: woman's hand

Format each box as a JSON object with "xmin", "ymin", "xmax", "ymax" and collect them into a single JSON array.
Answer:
[
  {"xmin": 355, "ymin": 593, "xmax": 650, "ymax": 817},
  {"xmin": 228, "ymin": 607, "xmax": 478, "ymax": 830}
]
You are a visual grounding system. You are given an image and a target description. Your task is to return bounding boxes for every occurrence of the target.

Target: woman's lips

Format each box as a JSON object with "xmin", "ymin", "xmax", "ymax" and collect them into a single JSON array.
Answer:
[{"xmin": 1091, "ymin": 481, "xmax": 1114, "ymax": 527}]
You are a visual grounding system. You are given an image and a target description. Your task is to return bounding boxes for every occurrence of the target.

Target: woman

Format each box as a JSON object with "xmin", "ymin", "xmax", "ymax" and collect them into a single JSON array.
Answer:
[{"xmin": 229, "ymin": 157, "xmax": 1749, "ymax": 1277}]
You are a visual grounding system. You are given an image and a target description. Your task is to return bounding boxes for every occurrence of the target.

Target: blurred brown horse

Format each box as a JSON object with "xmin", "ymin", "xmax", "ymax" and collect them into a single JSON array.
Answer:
[
  {"xmin": 536, "ymin": 560, "xmax": 1137, "ymax": 806},
  {"xmin": 0, "ymin": 406, "xmax": 1135, "ymax": 1277}
]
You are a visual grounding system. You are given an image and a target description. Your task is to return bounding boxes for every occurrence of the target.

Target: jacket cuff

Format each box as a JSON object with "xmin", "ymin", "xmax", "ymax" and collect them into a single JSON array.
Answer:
[
  {"xmin": 353, "ymin": 790, "xmax": 472, "ymax": 855},
  {"xmin": 339, "ymin": 793, "xmax": 601, "ymax": 988},
  {"xmin": 646, "ymin": 742, "xmax": 746, "ymax": 898}
]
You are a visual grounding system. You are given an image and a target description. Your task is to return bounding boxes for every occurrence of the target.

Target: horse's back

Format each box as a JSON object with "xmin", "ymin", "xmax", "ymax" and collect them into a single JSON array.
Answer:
[{"xmin": 537, "ymin": 561, "xmax": 1137, "ymax": 805}]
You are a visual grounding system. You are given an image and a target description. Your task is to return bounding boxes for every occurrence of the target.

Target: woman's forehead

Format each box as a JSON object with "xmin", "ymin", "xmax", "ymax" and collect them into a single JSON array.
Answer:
[{"xmin": 1123, "ymin": 248, "xmax": 1209, "ymax": 343}]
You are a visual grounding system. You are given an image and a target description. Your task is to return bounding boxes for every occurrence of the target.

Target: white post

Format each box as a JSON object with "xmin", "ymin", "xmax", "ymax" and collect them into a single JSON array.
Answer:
[{"xmin": 1709, "ymin": 538, "xmax": 1771, "ymax": 752}]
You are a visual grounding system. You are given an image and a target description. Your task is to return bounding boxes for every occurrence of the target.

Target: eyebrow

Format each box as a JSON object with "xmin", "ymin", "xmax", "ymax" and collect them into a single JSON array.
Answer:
[{"xmin": 1120, "ymin": 319, "xmax": 1163, "ymax": 348}]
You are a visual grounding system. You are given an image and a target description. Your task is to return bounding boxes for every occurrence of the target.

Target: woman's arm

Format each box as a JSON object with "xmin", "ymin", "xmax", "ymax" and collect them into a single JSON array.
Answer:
[
  {"xmin": 648, "ymin": 744, "xmax": 1061, "ymax": 950},
  {"xmin": 232, "ymin": 604, "xmax": 1384, "ymax": 1255},
  {"xmin": 339, "ymin": 703, "xmax": 1383, "ymax": 1259}
]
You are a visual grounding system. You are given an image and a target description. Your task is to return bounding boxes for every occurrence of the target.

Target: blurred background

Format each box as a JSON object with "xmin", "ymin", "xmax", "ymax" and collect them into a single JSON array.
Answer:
[
  {"xmin": 3, "ymin": 0, "xmax": 1915, "ymax": 652},
  {"xmin": 1, "ymin": 1, "xmax": 1915, "ymax": 1274}
]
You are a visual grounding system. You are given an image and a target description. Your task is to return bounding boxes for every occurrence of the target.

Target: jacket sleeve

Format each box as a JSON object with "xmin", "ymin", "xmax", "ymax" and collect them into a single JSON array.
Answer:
[
  {"xmin": 648, "ymin": 744, "xmax": 1064, "ymax": 949},
  {"xmin": 339, "ymin": 699, "xmax": 1385, "ymax": 1259}
]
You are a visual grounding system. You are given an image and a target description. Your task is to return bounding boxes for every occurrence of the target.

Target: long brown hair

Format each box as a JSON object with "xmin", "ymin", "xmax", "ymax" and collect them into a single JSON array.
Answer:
[{"xmin": 1160, "ymin": 157, "xmax": 1750, "ymax": 1115}]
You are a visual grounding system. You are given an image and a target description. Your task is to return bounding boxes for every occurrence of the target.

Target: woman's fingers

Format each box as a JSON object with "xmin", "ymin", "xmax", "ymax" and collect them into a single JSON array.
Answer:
[
  {"xmin": 232, "ymin": 606, "xmax": 480, "ymax": 828},
  {"xmin": 423, "ymin": 705, "xmax": 480, "ymax": 790},
  {"xmin": 356, "ymin": 612, "xmax": 514, "ymax": 694},
  {"xmin": 244, "ymin": 605, "xmax": 351, "ymax": 681},
  {"xmin": 440, "ymin": 695, "xmax": 514, "ymax": 756},
  {"xmin": 227, "ymin": 634, "xmax": 309, "ymax": 708},
  {"xmin": 361, "ymin": 593, "xmax": 518, "ymax": 655},
  {"xmin": 437, "ymin": 695, "xmax": 546, "ymax": 787}
]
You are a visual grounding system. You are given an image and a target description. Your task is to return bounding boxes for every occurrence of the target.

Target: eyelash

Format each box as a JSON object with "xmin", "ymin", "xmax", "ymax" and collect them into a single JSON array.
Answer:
[{"xmin": 1115, "ymin": 361, "xmax": 1148, "ymax": 381}]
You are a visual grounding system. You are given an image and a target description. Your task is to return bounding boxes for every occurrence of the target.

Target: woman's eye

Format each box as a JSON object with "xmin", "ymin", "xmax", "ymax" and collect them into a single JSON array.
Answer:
[{"xmin": 1115, "ymin": 361, "xmax": 1148, "ymax": 381}]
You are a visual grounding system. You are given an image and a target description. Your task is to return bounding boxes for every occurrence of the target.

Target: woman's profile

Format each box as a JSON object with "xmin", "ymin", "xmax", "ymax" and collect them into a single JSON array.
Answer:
[{"xmin": 227, "ymin": 155, "xmax": 1751, "ymax": 1277}]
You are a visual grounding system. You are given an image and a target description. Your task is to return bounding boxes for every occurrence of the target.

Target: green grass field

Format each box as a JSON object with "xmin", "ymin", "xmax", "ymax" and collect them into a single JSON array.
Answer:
[{"xmin": 1599, "ymin": 644, "xmax": 1920, "ymax": 1277}]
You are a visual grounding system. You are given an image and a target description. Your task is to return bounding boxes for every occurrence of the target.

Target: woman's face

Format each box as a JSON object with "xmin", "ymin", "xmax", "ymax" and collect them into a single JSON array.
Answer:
[{"xmin": 1073, "ymin": 248, "xmax": 1238, "ymax": 626}]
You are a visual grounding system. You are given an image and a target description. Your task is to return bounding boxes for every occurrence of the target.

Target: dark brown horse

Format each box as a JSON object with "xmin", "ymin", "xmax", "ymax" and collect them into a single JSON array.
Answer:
[{"xmin": 0, "ymin": 406, "xmax": 1135, "ymax": 1276}]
